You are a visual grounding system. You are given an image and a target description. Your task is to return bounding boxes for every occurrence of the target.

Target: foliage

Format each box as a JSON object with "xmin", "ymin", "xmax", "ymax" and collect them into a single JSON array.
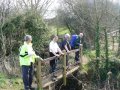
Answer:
[
  {"xmin": 24, "ymin": 13, "xmax": 49, "ymax": 51},
  {"xmin": 0, "ymin": 73, "xmax": 23, "ymax": 89},
  {"xmin": 1, "ymin": 13, "xmax": 49, "ymax": 55},
  {"xmin": 83, "ymin": 50, "xmax": 96, "ymax": 60},
  {"xmin": 95, "ymin": 21, "xmax": 100, "ymax": 58},
  {"xmin": 83, "ymin": 58, "xmax": 120, "ymax": 83},
  {"xmin": 56, "ymin": 0, "xmax": 119, "ymax": 49}
]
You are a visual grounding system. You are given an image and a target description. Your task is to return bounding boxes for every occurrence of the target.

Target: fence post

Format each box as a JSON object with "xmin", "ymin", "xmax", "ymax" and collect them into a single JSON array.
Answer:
[
  {"xmin": 63, "ymin": 50, "xmax": 67, "ymax": 86},
  {"xmin": 36, "ymin": 59, "xmax": 43, "ymax": 90}
]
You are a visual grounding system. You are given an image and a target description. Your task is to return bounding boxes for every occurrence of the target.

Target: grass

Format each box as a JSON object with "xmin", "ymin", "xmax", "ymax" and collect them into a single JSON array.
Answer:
[
  {"xmin": 48, "ymin": 26, "xmax": 70, "ymax": 35},
  {"xmin": 0, "ymin": 73, "xmax": 23, "ymax": 90},
  {"xmin": 58, "ymin": 27, "xmax": 70, "ymax": 35}
]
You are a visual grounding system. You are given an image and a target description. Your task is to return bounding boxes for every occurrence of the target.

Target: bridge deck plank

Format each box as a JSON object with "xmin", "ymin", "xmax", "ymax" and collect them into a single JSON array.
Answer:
[{"xmin": 42, "ymin": 65, "xmax": 79, "ymax": 88}]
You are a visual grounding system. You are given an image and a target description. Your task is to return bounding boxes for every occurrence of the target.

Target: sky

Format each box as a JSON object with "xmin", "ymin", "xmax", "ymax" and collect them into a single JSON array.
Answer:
[
  {"xmin": 110, "ymin": 0, "xmax": 120, "ymax": 3},
  {"xmin": 45, "ymin": 0, "xmax": 120, "ymax": 19},
  {"xmin": 44, "ymin": 0, "xmax": 59, "ymax": 19}
]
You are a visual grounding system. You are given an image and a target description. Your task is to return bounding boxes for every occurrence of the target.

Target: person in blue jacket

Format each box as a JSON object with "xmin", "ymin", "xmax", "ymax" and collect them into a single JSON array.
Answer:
[{"xmin": 74, "ymin": 33, "xmax": 83, "ymax": 64}]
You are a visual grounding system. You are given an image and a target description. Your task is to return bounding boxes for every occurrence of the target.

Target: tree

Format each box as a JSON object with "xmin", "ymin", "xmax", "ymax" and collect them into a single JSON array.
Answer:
[
  {"xmin": 57, "ymin": 0, "xmax": 119, "ymax": 47},
  {"xmin": 0, "ymin": 0, "xmax": 52, "ymax": 74},
  {"xmin": 0, "ymin": 0, "xmax": 11, "ymax": 73},
  {"xmin": 117, "ymin": 2, "xmax": 120, "ymax": 57}
]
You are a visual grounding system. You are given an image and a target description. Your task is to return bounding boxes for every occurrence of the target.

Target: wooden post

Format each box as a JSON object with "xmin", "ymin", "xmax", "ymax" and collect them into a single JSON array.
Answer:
[
  {"xmin": 48, "ymin": 85, "xmax": 52, "ymax": 90},
  {"xmin": 36, "ymin": 59, "xmax": 43, "ymax": 90},
  {"xmin": 63, "ymin": 50, "xmax": 67, "ymax": 86}
]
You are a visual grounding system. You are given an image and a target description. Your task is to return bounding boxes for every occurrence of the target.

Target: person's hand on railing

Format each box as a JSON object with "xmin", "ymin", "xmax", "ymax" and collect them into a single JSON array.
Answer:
[
  {"xmin": 67, "ymin": 51, "xmax": 71, "ymax": 54},
  {"xmin": 79, "ymin": 44, "xmax": 83, "ymax": 46},
  {"xmin": 55, "ymin": 54, "xmax": 60, "ymax": 57},
  {"xmin": 61, "ymin": 52, "xmax": 64, "ymax": 55},
  {"xmin": 59, "ymin": 52, "xmax": 64, "ymax": 56},
  {"xmin": 36, "ymin": 56, "xmax": 45, "ymax": 62}
]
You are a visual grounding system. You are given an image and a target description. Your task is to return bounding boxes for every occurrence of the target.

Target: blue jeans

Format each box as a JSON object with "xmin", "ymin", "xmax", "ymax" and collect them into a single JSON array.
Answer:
[{"xmin": 22, "ymin": 64, "xmax": 33, "ymax": 90}]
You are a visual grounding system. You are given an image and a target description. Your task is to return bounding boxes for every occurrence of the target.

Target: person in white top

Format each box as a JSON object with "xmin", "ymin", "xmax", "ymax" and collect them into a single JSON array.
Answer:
[{"xmin": 49, "ymin": 35, "xmax": 64, "ymax": 80}]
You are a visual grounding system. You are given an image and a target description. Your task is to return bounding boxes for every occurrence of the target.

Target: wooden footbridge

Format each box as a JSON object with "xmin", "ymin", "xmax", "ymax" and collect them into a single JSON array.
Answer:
[{"xmin": 35, "ymin": 46, "xmax": 83, "ymax": 90}]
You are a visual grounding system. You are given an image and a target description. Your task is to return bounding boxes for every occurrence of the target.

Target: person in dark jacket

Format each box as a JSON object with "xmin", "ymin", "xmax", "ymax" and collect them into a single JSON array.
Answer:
[{"xmin": 61, "ymin": 34, "xmax": 71, "ymax": 69}]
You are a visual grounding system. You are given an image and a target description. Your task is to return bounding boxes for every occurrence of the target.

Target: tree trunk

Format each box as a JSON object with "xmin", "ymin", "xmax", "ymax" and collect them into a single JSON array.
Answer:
[
  {"xmin": 117, "ymin": 3, "xmax": 120, "ymax": 56},
  {"xmin": 104, "ymin": 28, "xmax": 109, "ymax": 71}
]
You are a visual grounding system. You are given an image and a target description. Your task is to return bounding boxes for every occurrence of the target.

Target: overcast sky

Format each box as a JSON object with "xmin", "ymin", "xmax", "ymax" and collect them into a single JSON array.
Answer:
[
  {"xmin": 44, "ymin": 0, "xmax": 59, "ymax": 19},
  {"xmin": 112, "ymin": 0, "xmax": 119, "ymax": 3},
  {"xmin": 45, "ymin": 0, "xmax": 120, "ymax": 19},
  {"xmin": 110, "ymin": 0, "xmax": 120, "ymax": 3}
]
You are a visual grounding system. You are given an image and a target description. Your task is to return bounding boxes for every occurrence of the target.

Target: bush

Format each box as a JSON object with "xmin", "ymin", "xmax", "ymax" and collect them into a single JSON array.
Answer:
[
  {"xmin": 83, "ymin": 57, "xmax": 120, "ymax": 83},
  {"xmin": 1, "ymin": 13, "xmax": 49, "ymax": 55}
]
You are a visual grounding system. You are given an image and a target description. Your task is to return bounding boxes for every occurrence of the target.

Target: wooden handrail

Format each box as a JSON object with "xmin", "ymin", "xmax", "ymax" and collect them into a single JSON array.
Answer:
[
  {"xmin": 70, "ymin": 49, "xmax": 79, "ymax": 53},
  {"xmin": 44, "ymin": 56, "xmax": 57, "ymax": 61},
  {"xmin": 43, "ymin": 49, "xmax": 79, "ymax": 62}
]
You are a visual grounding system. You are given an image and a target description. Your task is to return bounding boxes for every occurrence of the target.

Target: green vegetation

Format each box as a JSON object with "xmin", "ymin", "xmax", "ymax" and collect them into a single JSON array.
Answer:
[
  {"xmin": 0, "ymin": 0, "xmax": 120, "ymax": 90},
  {"xmin": 48, "ymin": 26, "xmax": 70, "ymax": 35},
  {"xmin": 57, "ymin": 27, "xmax": 70, "ymax": 35},
  {"xmin": 0, "ymin": 73, "xmax": 23, "ymax": 90}
]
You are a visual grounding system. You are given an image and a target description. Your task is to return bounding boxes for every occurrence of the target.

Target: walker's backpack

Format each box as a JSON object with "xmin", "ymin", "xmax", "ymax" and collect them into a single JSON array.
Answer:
[{"xmin": 70, "ymin": 35, "xmax": 78, "ymax": 49}]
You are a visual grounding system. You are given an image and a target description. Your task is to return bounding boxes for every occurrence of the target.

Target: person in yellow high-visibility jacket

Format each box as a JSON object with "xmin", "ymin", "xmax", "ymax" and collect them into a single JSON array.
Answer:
[{"xmin": 19, "ymin": 35, "xmax": 43, "ymax": 90}]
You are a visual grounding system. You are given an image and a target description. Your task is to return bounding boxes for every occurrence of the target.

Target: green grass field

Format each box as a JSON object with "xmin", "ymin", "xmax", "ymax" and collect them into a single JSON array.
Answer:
[{"xmin": 48, "ymin": 26, "xmax": 70, "ymax": 35}]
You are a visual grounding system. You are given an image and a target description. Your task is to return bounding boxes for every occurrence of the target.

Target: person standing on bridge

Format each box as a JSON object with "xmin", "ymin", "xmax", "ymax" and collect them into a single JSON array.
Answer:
[
  {"xmin": 61, "ymin": 34, "xmax": 71, "ymax": 69},
  {"xmin": 49, "ymin": 35, "xmax": 64, "ymax": 80},
  {"xmin": 74, "ymin": 33, "xmax": 83, "ymax": 64},
  {"xmin": 19, "ymin": 35, "xmax": 43, "ymax": 90}
]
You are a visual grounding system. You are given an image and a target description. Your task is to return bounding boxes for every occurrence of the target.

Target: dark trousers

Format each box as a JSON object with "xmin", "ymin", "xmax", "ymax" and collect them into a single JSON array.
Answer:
[
  {"xmin": 75, "ymin": 51, "xmax": 80, "ymax": 62},
  {"xmin": 66, "ymin": 54, "xmax": 69, "ymax": 66},
  {"xmin": 22, "ymin": 64, "xmax": 33, "ymax": 90},
  {"xmin": 49, "ymin": 52, "xmax": 58, "ymax": 73}
]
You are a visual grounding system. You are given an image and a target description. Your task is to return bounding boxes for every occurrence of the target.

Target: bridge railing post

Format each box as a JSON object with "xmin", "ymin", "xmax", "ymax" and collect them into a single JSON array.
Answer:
[
  {"xmin": 36, "ymin": 59, "xmax": 43, "ymax": 90},
  {"xmin": 63, "ymin": 50, "xmax": 67, "ymax": 86}
]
